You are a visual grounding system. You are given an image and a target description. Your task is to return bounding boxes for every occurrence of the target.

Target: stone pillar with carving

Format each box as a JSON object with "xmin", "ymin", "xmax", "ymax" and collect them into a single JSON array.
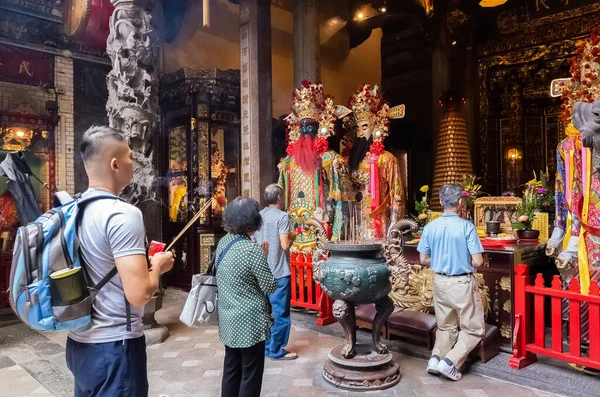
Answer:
[
  {"xmin": 239, "ymin": 0, "xmax": 273, "ymax": 202},
  {"xmin": 293, "ymin": 0, "xmax": 320, "ymax": 87},
  {"xmin": 106, "ymin": 0, "xmax": 167, "ymax": 343}
]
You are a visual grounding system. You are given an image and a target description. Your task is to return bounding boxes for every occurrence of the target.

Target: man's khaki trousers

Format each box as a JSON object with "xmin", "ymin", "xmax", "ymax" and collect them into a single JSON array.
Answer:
[{"xmin": 432, "ymin": 273, "xmax": 485, "ymax": 368}]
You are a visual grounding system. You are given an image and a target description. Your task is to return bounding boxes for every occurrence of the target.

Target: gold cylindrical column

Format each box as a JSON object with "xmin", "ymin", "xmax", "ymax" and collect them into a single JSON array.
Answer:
[{"xmin": 431, "ymin": 97, "xmax": 473, "ymax": 210}]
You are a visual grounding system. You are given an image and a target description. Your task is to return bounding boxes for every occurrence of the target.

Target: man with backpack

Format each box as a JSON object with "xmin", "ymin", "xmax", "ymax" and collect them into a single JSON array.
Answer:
[{"xmin": 66, "ymin": 126, "xmax": 174, "ymax": 396}]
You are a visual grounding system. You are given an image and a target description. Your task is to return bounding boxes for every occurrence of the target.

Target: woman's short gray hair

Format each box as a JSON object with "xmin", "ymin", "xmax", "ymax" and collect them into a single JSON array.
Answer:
[{"xmin": 439, "ymin": 184, "xmax": 463, "ymax": 209}]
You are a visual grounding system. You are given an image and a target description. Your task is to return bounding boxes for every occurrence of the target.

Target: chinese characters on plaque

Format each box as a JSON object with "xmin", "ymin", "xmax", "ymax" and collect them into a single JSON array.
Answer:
[
  {"xmin": 0, "ymin": 44, "xmax": 54, "ymax": 86},
  {"xmin": 240, "ymin": 24, "xmax": 251, "ymax": 198}
]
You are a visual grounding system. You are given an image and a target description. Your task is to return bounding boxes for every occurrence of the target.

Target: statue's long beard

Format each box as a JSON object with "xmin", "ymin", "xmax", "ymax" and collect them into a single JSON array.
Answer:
[
  {"xmin": 295, "ymin": 135, "xmax": 320, "ymax": 175},
  {"xmin": 349, "ymin": 137, "xmax": 372, "ymax": 172}
]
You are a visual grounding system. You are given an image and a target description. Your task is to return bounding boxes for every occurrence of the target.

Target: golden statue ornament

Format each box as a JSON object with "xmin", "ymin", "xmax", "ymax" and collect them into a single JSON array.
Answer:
[{"xmin": 278, "ymin": 80, "xmax": 351, "ymax": 255}]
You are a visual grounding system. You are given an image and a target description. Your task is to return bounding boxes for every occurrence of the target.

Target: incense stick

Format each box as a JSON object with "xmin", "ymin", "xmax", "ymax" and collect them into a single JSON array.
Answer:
[{"xmin": 165, "ymin": 199, "xmax": 212, "ymax": 252}]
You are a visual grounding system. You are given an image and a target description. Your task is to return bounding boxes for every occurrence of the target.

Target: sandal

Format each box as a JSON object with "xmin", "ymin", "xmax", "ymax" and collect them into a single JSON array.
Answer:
[{"xmin": 270, "ymin": 352, "xmax": 298, "ymax": 361}]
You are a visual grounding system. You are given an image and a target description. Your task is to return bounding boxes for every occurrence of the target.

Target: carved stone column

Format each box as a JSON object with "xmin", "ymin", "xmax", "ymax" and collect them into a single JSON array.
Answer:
[
  {"xmin": 240, "ymin": 0, "xmax": 273, "ymax": 202},
  {"xmin": 293, "ymin": 0, "xmax": 320, "ymax": 86},
  {"xmin": 107, "ymin": 0, "xmax": 167, "ymax": 343}
]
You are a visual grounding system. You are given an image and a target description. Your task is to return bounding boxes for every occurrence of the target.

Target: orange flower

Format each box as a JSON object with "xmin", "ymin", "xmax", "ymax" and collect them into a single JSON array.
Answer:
[
  {"xmin": 418, "ymin": 213, "xmax": 428, "ymax": 220},
  {"xmin": 518, "ymin": 215, "xmax": 529, "ymax": 223}
]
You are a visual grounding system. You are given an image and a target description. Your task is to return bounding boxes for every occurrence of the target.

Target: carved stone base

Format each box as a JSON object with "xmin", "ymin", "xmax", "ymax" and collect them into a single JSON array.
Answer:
[{"xmin": 323, "ymin": 344, "xmax": 401, "ymax": 391}]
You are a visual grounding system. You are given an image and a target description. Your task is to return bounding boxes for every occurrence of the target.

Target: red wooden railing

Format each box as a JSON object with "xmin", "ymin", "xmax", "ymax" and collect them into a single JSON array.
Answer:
[
  {"xmin": 510, "ymin": 264, "xmax": 600, "ymax": 370},
  {"xmin": 290, "ymin": 252, "xmax": 335, "ymax": 326}
]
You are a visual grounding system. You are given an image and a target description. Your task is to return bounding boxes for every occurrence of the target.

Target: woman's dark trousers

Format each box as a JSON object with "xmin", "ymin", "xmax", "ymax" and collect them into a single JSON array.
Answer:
[{"xmin": 221, "ymin": 341, "xmax": 265, "ymax": 397}]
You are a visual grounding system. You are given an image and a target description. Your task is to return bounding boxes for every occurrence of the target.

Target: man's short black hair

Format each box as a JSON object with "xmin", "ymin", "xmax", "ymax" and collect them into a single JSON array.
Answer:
[
  {"xmin": 222, "ymin": 197, "xmax": 262, "ymax": 235},
  {"xmin": 80, "ymin": 125, "xmax": 126, "ymax": 164}
]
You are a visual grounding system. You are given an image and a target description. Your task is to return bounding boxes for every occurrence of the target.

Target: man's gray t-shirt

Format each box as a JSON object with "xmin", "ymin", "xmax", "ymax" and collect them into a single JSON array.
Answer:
[
  {"xmin": 255, "ymin": 207, "xmax": 291, "ymax": 280},
  {"xmin": 68, "ymin": 189, "xmax": 147, "ymax": 343}
]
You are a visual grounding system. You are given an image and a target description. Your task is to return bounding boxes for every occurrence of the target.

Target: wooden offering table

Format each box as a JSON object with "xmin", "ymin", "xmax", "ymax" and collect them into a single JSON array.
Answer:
[{"xmin": 402, "ymin": 242, "xmax": 549, "ymax": 352}]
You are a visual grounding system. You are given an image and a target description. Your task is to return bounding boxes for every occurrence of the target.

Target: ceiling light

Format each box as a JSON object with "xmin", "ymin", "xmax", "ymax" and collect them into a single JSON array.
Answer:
[
  {"xmin": 479, "ymin": 0, "xmax": 508, "ymax": 7},
  {"xmin": 357, "ymin": 12, "xmax": 364, "ymax": 19},
  {"xmin": 16, "ymin": 130, "xmax": 24, "ymax": 137},
  {"xmin": 451, "ymin": 40, "xmax": 457, "ymax": 46},
  {"xmin": 380, "ymin": 7, "xmax": 386, "ymax": 13}
]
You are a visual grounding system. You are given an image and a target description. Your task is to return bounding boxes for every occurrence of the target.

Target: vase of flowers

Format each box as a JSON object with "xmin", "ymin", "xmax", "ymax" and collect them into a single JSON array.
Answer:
[
  {"xmin": 537, "ymin": 168, "xmax": 555, "ymax": 213},
  {"xmin": 411, "ymin": 185, "xmax": 430, "ymax": 233},
  {"xmin": 461, "ymin": 174, "xmax": 486, "ymax": 222},
  {"xmin": 511, "ymin": 200, "xmax": 539, "ymax": 240}
]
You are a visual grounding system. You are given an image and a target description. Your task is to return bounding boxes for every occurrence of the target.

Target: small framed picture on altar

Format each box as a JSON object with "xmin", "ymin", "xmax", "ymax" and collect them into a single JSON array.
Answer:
[{"xmin": 473, "ymin": 197, "xmax": 523, "ymax": 234}]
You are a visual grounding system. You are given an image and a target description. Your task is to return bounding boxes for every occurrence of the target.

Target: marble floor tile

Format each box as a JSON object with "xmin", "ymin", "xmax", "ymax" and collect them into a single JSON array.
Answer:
[
  {"xmin": 293, "ymin": 378, "xmax": 314, "ymax": 387},
  {"xmin": 181, "ymin": 360, "xmax": 199, "ymax": 367},
  {"xmin": 464, "ymin": 389, "xmax": 488, "ymax": 397},
  {"xmin": 264, "ymin": 367, "xmax": 283, "ymax": 375},
  {"xmin": 203, "ymin": 369, "xmax": 222, "ymax": 377},
  {"xmin": 419, "ymin": 376, "xmax": 443, "ymax": 385}
]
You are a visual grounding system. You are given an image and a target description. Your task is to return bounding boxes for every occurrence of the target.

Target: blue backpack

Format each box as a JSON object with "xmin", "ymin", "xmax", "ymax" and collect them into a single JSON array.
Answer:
[{"xmin": 9, "ymin": 194, "xmax": 122, "ymax": 332}]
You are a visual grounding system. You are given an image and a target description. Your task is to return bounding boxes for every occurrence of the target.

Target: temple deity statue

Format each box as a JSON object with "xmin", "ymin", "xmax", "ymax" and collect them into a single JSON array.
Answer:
[
  {"xmin": 547, "ymin": 126, "xmax": 581, "ymax": 281},
  {"xmin": 278, "ymin": 81, "xmax": 351, "ymax": 255},
  {"xmin": 343, "ymin": 84, "xmax": 406, "ymax": 239},
  {"xmin": 546, "ymin": 30, "xmax": 600, "ymax": 369}
]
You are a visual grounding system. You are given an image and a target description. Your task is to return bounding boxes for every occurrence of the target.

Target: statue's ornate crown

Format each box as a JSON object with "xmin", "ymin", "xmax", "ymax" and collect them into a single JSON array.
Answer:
[
  {"xmin": 285, "ymin": 80, "xmax": 351, "ymax": 142},
  {"xmin": 560, "ymin": 27, "xmax": 600, "ymax": 125},
  {"xmin": 350, "ymin": 84, "xmax": 382, "ymax": 122},
  {"xmin": 346, "ymin": 84, "xmax": 405, "ymax": 142},
  {"xmin": 293, "ymin": 81, "xmax": 326, "ymax": 120}
]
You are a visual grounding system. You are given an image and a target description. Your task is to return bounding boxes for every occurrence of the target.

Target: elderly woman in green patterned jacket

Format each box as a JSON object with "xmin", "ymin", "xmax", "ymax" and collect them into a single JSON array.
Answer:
[{"xmin": 216, "ymin": 196, "xmax": 278, "ymax": 397}]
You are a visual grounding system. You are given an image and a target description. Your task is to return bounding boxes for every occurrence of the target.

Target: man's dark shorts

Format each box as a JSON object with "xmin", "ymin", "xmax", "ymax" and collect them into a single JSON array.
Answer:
[{"xmin": 66, "ymin": 336, "xmax": 148, "ymax": 397}]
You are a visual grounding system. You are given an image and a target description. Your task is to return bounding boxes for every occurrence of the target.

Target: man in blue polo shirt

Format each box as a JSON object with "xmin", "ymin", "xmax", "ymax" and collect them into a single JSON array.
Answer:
[{"xmin": 417, "ymin": 184, "xmax": 485, "ymax": 381}]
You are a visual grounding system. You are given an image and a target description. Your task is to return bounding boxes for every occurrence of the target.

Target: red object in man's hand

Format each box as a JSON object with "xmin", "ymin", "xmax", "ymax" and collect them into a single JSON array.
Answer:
[{"xmin": 148, "ymin": 241, "xmax": 166, "ymax": 257}]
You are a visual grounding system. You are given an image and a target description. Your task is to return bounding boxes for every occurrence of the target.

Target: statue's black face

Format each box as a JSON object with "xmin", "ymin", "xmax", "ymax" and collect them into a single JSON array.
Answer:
[{"xmin": 300, "ymin": 118, "xmax": 319, "ymax": 138}]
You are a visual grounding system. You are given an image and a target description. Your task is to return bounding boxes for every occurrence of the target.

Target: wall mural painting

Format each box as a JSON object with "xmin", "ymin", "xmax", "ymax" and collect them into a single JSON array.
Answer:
[
  {"xmin": 168, "ymin": 125, "xmax": 188, "ymax": 223},
  {"xmin": 169, "ymin": 175, "xmax": 188, "ymax": 223}
]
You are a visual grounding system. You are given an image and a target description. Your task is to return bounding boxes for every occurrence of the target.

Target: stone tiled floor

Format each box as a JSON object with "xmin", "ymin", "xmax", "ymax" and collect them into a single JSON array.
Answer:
[{"xmin": 0, "ymin": 289, "xmax": 562, "ymax": 397}]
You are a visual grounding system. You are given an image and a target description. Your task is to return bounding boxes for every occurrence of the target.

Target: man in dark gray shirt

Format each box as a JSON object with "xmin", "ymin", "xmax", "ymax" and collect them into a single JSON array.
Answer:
[
  {"xmin": 66, "ymin": 126, "xmax": 174, "ymax": 396},
  {"xmin": 255, "ymin": 184, "xmax": 298, "ymax": 360}
]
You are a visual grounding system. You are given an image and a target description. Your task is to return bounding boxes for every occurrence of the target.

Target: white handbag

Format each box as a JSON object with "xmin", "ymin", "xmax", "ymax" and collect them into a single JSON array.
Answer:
[
  {"xmin": 179, "ymin": 273, "xmax": 219, "ymax": 326},
  {"xmin": 179, "ymin": 237, "xmax": 244, "ymax": 327}
]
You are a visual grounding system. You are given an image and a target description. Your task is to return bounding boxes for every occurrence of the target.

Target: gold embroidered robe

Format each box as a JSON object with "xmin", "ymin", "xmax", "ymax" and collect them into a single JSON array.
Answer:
[
  {"xmin": 349, "ymin": 151, "xmax": 404, "ymax": 239},
  {"xmin": 278, "ymin": 150, "xmax": 343, "ymax": 254}
]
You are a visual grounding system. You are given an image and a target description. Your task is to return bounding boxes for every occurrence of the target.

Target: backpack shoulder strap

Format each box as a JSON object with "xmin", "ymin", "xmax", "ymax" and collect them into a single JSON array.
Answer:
[
  {"xmin": 94, "ymin": 267, "xmax": 118, "ymax": 290},
  {"xmin": 74, "ymin": 194, "xmax": 125, "ymax": 290}
]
